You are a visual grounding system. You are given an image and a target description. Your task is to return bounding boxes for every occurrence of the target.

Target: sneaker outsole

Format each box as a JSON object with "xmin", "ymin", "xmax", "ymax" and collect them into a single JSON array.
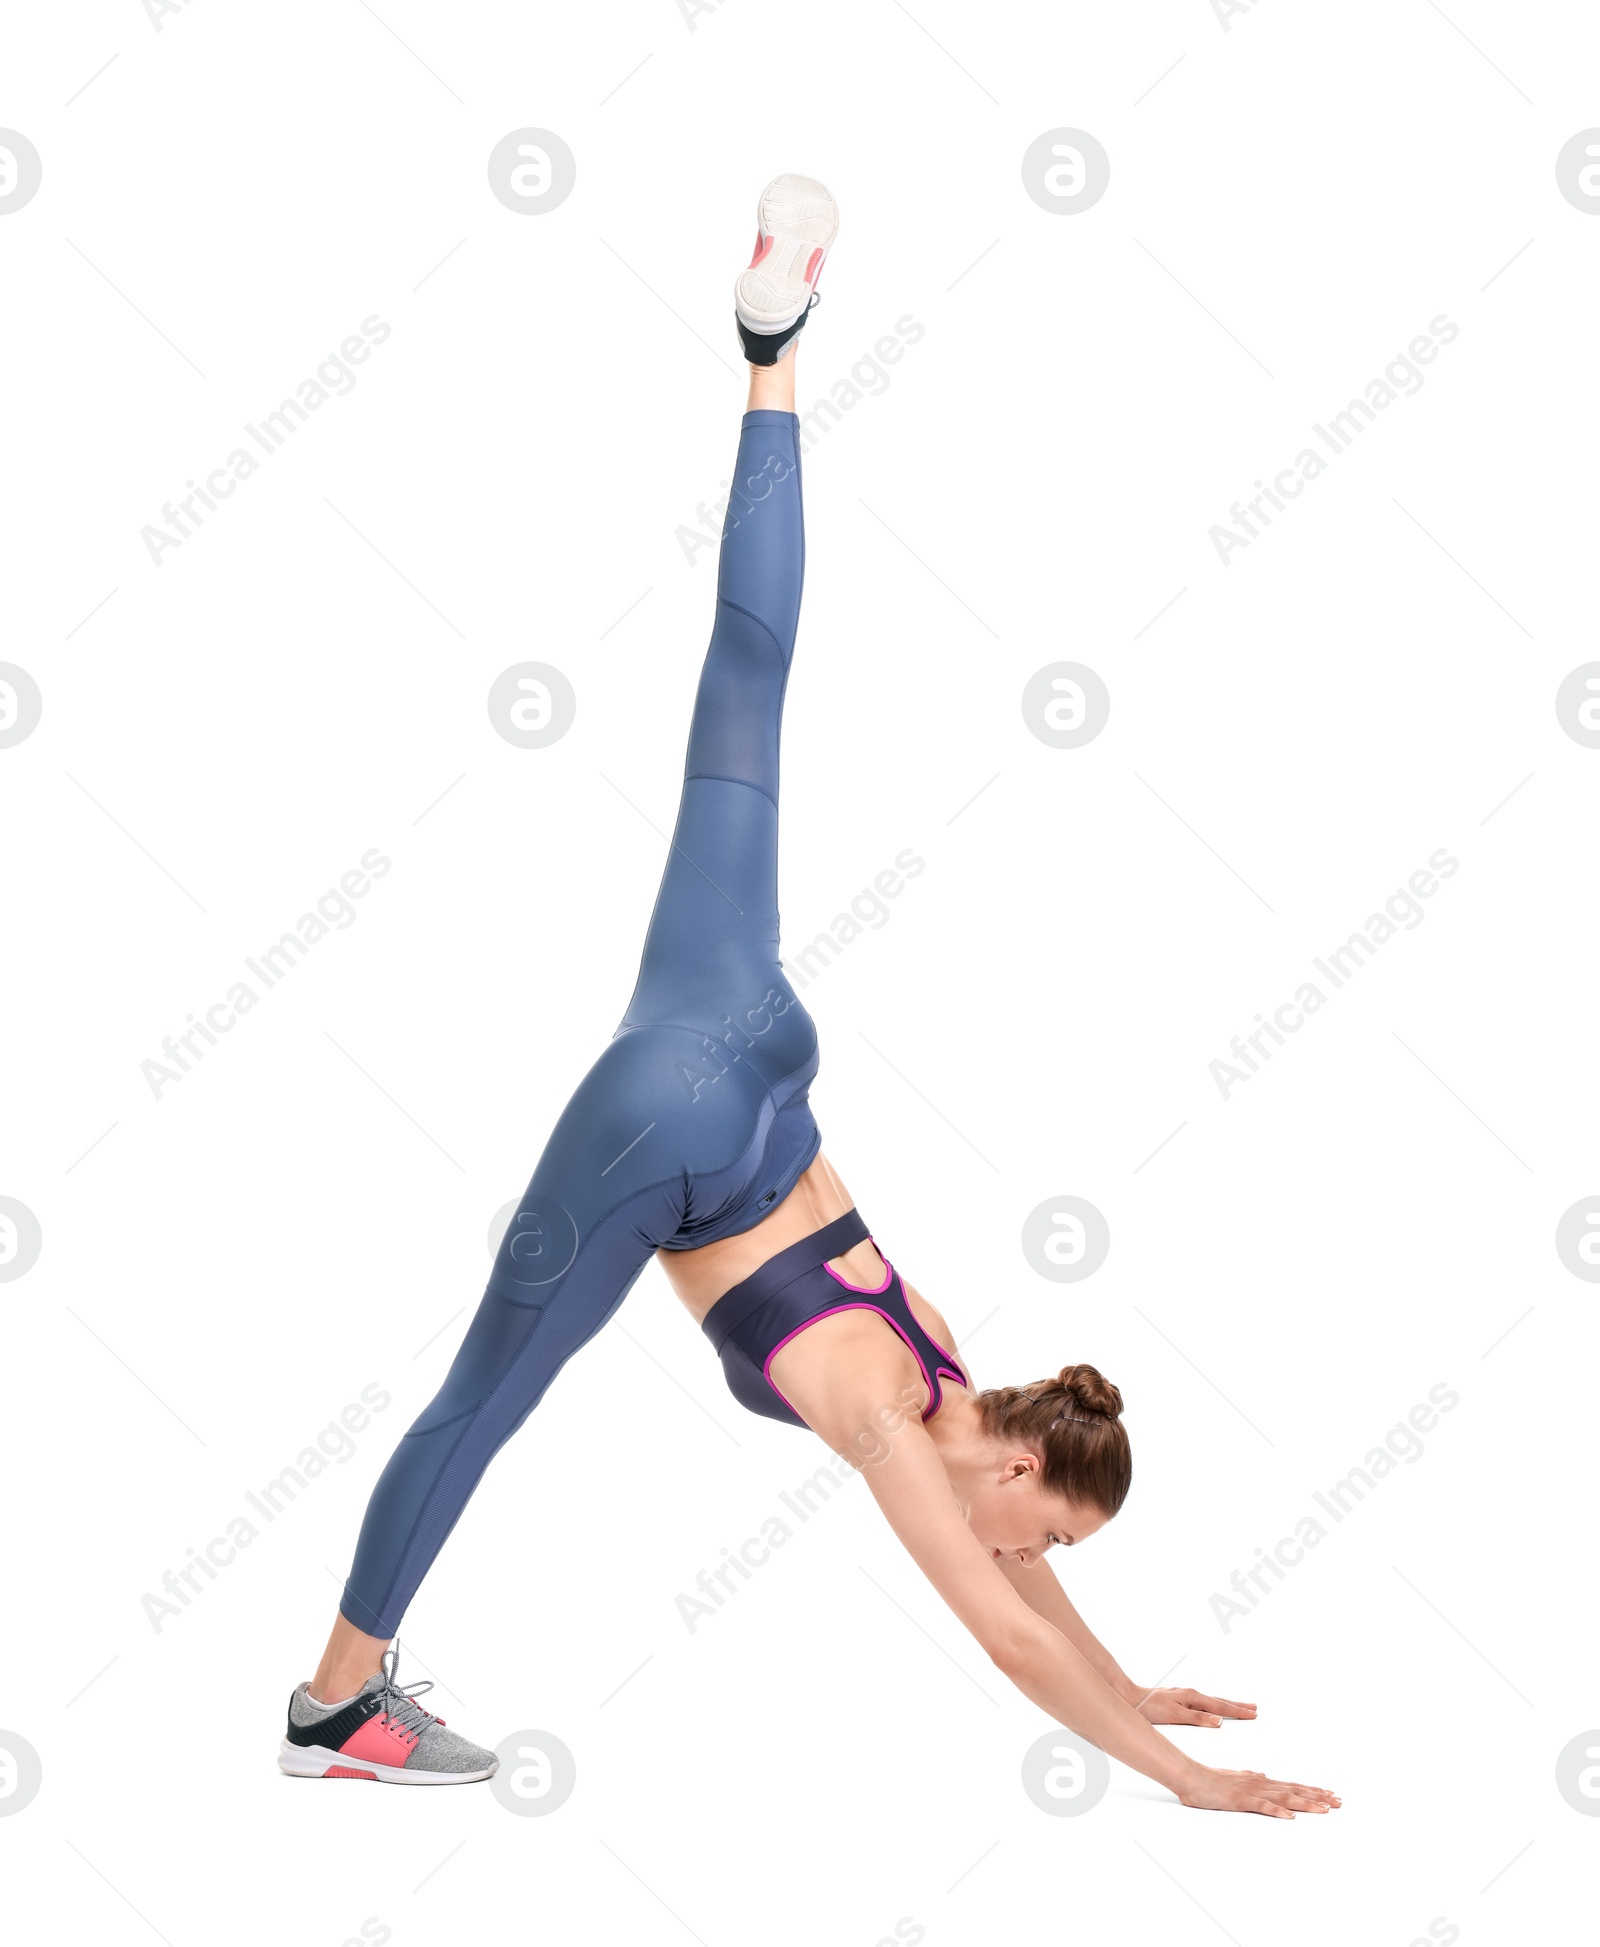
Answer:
[
  {"xmin": 735, "ymin": 173, "xmax": 839, "ymax": 332},
  {"xmin": 277, "ymin": 1737, "xmax": 497, "ymax": 1786}
]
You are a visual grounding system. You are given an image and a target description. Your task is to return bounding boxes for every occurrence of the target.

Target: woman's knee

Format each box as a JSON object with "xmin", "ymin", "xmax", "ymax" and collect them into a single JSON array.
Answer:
[{"xmin": 408, "ymin": 1291, "xmax": 543, "ymax": 1434}]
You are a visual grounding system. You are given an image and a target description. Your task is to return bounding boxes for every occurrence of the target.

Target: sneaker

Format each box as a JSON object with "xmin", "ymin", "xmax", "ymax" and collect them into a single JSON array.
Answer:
[
  {"xmin": 735, "ymin": 173, "xmax": 839, "ymax": 366},
  {"xmin": 278, "ymin": 1645, "xmax": 497, "ymax": 1785}
]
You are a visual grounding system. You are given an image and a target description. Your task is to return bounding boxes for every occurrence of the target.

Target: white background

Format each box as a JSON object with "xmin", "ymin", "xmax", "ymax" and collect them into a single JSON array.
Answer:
[{"xmin": 3, "ymin": 1, "xmax": 1597, "ymax": 1942}]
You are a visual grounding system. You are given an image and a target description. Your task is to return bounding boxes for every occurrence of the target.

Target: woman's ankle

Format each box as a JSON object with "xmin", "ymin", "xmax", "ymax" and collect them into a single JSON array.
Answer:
[
  {"xmin": 746, "ymin": 355, "xmax": 797, "ymax": 414},
  {"xmin": 309, "ymin": 1660, "xmax": 381, "ymax": 1705},
  {"xmin": 310, "ymin": 1613, "xmax": 391, "ymax": 1702}
]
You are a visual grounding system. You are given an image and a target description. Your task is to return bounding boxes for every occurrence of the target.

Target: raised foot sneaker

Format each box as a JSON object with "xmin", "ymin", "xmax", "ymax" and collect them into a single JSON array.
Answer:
[
  {"xmin": 278, "ymin": 1645, "xmax": 497, "ymax": 1785},
  {"xmin": 735, "ymin": 172, "xmax": 840, "ymax": 366}
]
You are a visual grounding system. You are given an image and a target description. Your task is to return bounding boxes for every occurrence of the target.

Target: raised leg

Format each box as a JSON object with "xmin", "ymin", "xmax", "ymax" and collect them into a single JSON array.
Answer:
[{"xmin": 621, "ymin": 400, "xmax": 806, "ymax": 1040}]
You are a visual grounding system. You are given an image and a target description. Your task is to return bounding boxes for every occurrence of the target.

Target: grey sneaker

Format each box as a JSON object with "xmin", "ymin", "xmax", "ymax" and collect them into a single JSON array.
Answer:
[{"xmin": 278, "ymin": 1645, "xmax": 497, "ymax": 1785}]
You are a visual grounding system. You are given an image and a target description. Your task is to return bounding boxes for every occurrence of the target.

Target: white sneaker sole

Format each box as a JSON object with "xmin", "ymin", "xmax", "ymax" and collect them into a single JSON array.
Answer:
[
  {"xmin": 735, "ymin": 172, "xmax": 839, "ymax": 332},
  {"xmin": 277, "ymin": 1737, "xmax": 497, "ymax": 1785}
]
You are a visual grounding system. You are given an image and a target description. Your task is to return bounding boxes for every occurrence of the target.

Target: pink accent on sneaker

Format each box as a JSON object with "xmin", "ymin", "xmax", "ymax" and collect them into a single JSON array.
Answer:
[
  {"xmin": 323, "ymin": 1765, "xmax": 377, "ymax": 1780},
  {"xmin": 341, "ymin": 1713, "xmax": 417, "ymax": 1767},
  {"xmin": 804, "ymin": 247, "xmax": 824, "ymax": 284},
  {"xmin": 749, "ymin": 232, "xmax": 774, "ymax": 268}
]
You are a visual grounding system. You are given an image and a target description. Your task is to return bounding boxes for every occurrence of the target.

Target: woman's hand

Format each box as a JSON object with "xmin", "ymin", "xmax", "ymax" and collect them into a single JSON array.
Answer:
[
  {"xmin": 1176, "ymin": 1764, "xmax": 1341, "ymax": 1818},
  {"xmin": 1135, "ymin": 1685, "xmax": 1257, "ymax": 1728}
]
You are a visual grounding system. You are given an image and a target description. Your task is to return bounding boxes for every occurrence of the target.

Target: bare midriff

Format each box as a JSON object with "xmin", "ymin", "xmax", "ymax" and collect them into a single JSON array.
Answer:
[{"xmin": 655, "ymin": 1151, "xmax": 887, "ymax": 1326}]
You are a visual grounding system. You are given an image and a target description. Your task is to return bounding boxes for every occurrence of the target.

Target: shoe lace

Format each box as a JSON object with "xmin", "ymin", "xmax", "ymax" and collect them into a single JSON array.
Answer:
[{"xmin": 376, "ymin": 1645, "xmax": 439, "ymax": 1738}]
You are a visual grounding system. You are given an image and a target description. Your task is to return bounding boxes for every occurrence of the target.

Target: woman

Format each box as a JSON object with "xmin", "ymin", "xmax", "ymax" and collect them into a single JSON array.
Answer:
[{"xmin": 279, "ymin": 175, "xmax": 1338, "ymax": 1819}]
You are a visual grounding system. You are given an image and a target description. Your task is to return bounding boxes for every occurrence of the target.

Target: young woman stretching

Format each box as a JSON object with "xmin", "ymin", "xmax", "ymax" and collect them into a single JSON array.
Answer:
[{"xmin": 279, "ymin": 176, "xmax": 1339, "ymax": 1820}]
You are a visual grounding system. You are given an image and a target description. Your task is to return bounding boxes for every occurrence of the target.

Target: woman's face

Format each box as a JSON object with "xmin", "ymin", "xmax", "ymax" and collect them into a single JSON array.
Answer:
[{"xmin": 965, "ymin": 1456, "xmax": 1109, "ymax": 1567}]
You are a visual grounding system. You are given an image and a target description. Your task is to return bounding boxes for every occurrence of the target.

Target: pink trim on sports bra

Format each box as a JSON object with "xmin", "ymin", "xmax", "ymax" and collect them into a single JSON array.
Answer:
[
  {"xmin": 821, "ymin": 1241, "xmax": 893, "ymax": 1295},
  {"xmin": 762, "ymin": 1300, "xmax": 969, "ymax": 1425},
  {"xmin": 922, "ymin": 1325, "xmax": 965, "ymax": 1372}
]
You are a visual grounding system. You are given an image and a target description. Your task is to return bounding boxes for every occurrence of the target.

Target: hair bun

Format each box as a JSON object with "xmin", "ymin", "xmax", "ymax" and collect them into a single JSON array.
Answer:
[{"xmin": 1057, "ymin": 1363, "xmax": 1123, "ymax": 1420}]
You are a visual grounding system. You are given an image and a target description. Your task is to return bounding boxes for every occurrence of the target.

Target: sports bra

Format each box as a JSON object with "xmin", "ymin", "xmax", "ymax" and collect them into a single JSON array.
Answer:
[{"xmin": 700, "ymin": 1207, "xmax": 968, "ymax": 1430}]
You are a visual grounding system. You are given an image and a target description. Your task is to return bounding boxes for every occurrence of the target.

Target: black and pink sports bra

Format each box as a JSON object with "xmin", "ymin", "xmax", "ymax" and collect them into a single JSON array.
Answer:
[{"xmin": 700, "ymin": 1207, "xmax": 968, "ymax": 1430}]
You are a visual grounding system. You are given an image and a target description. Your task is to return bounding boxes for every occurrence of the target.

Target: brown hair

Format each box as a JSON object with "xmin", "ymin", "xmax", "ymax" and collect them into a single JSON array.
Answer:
[{"xmin": 974, "ymin": 1362, "xmax": 1132, "ymax": 1518}]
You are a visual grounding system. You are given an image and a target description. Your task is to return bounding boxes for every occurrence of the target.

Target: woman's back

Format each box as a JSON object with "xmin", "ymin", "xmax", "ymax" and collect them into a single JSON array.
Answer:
[{"xmin": 656, "ymin": 1151, "xmax": 869, "ymax": 1322}]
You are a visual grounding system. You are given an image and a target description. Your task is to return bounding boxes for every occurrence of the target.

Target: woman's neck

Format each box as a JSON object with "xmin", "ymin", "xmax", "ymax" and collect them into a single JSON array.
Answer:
[{"xmin": 921, "ymin": 1392, "xmax": 991, "ymax": 1513}]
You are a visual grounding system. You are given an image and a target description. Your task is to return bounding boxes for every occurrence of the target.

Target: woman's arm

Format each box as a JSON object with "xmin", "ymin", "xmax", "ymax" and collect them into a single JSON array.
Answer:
[
  {"xmin": 994, "ymin": 1553, "xmax": 1257, "ymax": 1729},
  {"xmin": 991, "ymin": 1552, "xmax": 1140, "ymax": 1700},
  {"xmin": 829, "ymin": 1406, "xmax": 1333, "ymax": 1816}
]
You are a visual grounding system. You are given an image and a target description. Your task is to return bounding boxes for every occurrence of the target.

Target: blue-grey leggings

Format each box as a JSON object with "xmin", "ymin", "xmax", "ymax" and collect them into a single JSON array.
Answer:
[{"xmin": 342, "ymin": 410, "xmax": 820, "ymax": 1638}]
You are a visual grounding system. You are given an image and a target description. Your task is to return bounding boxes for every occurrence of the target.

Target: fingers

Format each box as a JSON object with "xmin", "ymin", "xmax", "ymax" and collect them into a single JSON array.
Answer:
[
  {"xmin": 1176, "ymin": 1689, "xmax": 1256, "ymax": 1720},
  {"xmin": 1181, "ymin": 1707, "xmax": 1224, "ymax": 1727},
  {"xmin": 1258, "ymin": 1776, "xmax": 1340, "ymax": 1811},
  {"xmin": 1196, "ymin": 1692, "xmax": 1257, "ymax": 1719},
  {"xmin": 1185, "ymin": 1766, "xmax": 1342, "ymax": 1816}
]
